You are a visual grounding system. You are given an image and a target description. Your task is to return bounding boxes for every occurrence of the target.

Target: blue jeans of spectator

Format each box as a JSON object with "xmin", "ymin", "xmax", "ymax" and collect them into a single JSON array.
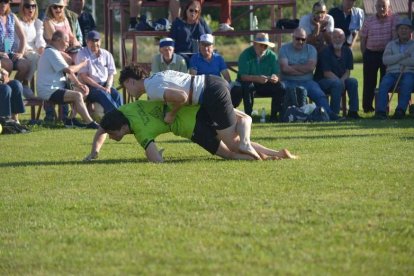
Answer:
[
  {"xmin": 0, "ymin": 80, "xmax": 25, "ymax": 117},
  {"xmin": 318, "ymin": 77, "xmax": 359, "ymax": 114},
  {"xmin": 376, "ymin": 72, "xmax": 414, "ymax": 113},
  {"xmin": 241, "ymin": 81, "xmax": 285, "ymax": 118},
  {"xmin": 86, "ymin": 85, "xmax": 123, "ymax": 113},
  {"xmin": 282, "ymin": 79, "xmax": 336, "ymax": 118}
]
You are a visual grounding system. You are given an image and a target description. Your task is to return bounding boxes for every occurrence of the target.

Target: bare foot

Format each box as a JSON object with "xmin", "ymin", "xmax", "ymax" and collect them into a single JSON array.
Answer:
[
  {"xmin": 260, "ymin": 149, "xmax": 299, "ymax": 160},
  {"xmin": 276, "ymin": 149, "xmax": 298, "ymax": 159},
  {"xmin": 239, "ymin": 143, "xmax": 262, "ymax": 160}
]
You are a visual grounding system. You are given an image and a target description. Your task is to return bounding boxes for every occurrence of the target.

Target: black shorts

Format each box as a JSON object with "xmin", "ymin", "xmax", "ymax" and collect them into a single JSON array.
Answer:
[
  {"xmin": 201, "ymin": 75, "xmax": 236, "ymax": 130},
  {"xmin": 191, "ymin": 107, "xmax": 220, "ymax": 155},
  {"xmin": 48, "ymin": 89, "xmax": 67, "ymax": 104}
]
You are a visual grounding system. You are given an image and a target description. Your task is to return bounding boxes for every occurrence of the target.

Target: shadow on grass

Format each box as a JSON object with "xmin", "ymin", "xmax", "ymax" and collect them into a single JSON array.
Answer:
[
  {"xmin": 254, "ymin": 132, "xmax": 414, "ymax": 141},
  {"xmin": 0, "ymin": 156, "xmax": 218, "ymax": 168},
  {"xmin": 253, "ymin": 119, "xmax": 414, "ymax": 131}
]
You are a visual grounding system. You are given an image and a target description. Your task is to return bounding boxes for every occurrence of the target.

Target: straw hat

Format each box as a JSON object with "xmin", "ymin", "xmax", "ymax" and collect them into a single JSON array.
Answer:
[{"xmin": 253, "ymin": 33, "xmax": 275, "ymax": 48}]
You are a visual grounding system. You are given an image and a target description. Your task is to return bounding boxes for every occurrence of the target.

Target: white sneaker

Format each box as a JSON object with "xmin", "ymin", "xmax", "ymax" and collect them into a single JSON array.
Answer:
[{"xmin": 218, "ymin": 23, "xmax": 234, "ymax": 31}]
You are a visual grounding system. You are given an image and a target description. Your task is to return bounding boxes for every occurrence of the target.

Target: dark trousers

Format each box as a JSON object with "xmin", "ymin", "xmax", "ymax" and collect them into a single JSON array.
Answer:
[
  {"xmin": 362, "ymin": 49, "xmax": 386, "ymax": 111},
  {"xmin": 241, "ymin": 81, "xmax": 285, "ymax": 118}
]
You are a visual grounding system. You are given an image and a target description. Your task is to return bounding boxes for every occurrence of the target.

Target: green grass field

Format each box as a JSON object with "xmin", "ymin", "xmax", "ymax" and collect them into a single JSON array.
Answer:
[{"xmin": 1, "ymin": 64, "xmax": 414, "ymax": 274}]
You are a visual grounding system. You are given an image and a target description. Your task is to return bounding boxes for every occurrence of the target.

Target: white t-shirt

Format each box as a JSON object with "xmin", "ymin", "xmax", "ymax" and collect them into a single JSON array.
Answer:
[
  {"xmin": 16, "ymin": 19, "xmax": 46, "ymax": 52},
  {"xmin": 144, "ymin": 70, "xmax": 205, "ymax": 104},
  {"xmin": 299, "ymin": 13, "xmax": 334, "ymax": 36},
  {"xmin": 36, "ymin": 46, "xmax": 68, "ymax": 100}
]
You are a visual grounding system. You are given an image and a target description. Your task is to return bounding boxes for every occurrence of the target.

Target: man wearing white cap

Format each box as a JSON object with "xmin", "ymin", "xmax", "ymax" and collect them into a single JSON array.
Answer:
[
  {"xmin": 237, "ymin": 32, "xmax": 286, "ymax": 122},
  {"xmin": 375, "ymin": 17, "xmax": 414, "ymax": 119},
  {"xmin": 151, "ymin": 38, "xmax": 187, "ymax": 74},
  {"xmin": 189, "ymin": 34, "xmax": 231, "ymax": 83}
]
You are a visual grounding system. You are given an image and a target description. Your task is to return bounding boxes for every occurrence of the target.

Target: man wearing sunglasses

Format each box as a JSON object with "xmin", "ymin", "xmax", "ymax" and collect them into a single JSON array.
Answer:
[
  {"xmin": 299, "ymin": 0, "xmax": 334, "ymax": 52},
  {"xmin": 279, "ymin": 27, "xmax": 342, "ymax": 121},
  {"xmin": 236, "ymin": 33, "xmax": 286, "ymax": 122}
]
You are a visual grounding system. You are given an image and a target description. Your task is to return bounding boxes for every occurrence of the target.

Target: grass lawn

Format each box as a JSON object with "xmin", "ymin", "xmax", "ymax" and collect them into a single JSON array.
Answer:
[{"xmin": 1, "ymin": 64, "xmax": 414, "ymax": 274}]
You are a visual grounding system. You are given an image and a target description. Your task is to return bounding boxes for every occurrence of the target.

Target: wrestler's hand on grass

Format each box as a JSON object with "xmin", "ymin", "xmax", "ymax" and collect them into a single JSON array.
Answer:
[
  {"xmin": 83, "ymin": 151, "xmax": 98, "ymax": 162},
  {"xmin": 164, "ymin": 111, "xmax": 176, "ymax": 124}
]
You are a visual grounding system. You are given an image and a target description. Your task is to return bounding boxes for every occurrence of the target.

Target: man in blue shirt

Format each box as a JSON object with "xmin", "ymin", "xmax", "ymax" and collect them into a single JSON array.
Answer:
[{"xmin": 189, "ymin": 34, "xmax": 231, "ymax": 82}]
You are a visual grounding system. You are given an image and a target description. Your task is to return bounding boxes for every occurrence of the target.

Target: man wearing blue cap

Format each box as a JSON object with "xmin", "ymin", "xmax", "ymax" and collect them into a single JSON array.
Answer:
[
  {"xmin": 75, "ymin": 30, "xmax": 122, "ymax": 115},
  {"xmin": 151, "ymin": 38, "xmax": 187, "ymax": 74},
  {"xmin": 375, "ymin": 17, "xmax": 414, "ymax": 119}
]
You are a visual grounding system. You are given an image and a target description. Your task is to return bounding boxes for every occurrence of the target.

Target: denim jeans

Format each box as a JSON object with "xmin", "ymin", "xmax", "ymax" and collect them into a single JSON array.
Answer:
[
  {"xmin": 282, "ymin": 79, "xmax": 336, "ymax": 118},
  {"xmin": 86, "ymin": 86, "xmax": 123, "ymax": 113},
  {"xmin": 376, "ymin": 72, "xmax": 414, "ymax": 113},
  {"xmin": 0, "ymin": 80, "xmax": 25, "ymax": 117},
  {"xmin": 318, "ymin": 77, "xmax": 359, "ymax": 113}
]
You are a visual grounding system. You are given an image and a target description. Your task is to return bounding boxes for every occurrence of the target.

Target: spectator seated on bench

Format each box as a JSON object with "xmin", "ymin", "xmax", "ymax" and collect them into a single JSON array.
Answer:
[
  {"xmin": 237, "ymin": 32, "xmax": 285, "ymax": 122},
  {"xmin": 189, "ymin": 34, "xmax": 231, "ymax": 82},
  {"xmin": 0, "ymin": 69, "xmax": 25, "ymax": 124},
  {"xmin": 314, "ymin": 28, "xmax": 360, "ymax": 119},
  {"xmin": 151, "ymin": 37, "xmax": 187, "ymax": 74}
]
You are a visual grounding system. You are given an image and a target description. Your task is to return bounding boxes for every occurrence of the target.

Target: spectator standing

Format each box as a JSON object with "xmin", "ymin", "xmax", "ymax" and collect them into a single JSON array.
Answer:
[
  {"xmin": 237, "ymin": 33, "xmax": 285, "ymax": 122},
  {"xmin": 189, "ymin": 34, "xmax": 231, "ymax": 82},
  {"xmin": 359, "ymin": 0, "xmax": 397, "ymax": 113},
  {"xmin": 151, "ymin": 37, "xmax": 187, "ymax": 74},
  {"xmin": 62, "ymin": 0, "xmax": 83, "ymax": 45},
  {"xmin": 170, "ymin": 0, "xmax": 211, "ymax": 65},
  {"xmin": 199, "ymin": 0, "xmax": 234, "ymax": 31},
  {"xmin": 69, "ymin": 0, "xmax": 96, "ymax": 47},
  {"xmin": 314, "ymin": 28, "xmax": 360, "ymax": 119},
  {"xmin": 328, "ymin": 0, "xmax": 364, "ymax": 48},
  {"xmin": 279, "ymin": 27, "xmax": 341, "ymax": 121},
  {"xmin": 0, "ymin": 0, "xmax": 31, "ymax": 83},
  {"xmin": 375, "ymin": 18, "xmax": 414, "ymax": 119},
  {"xmin": 36, "ymin": 30, "xmax": 98, "ymax": 128},
  {"xmin": 76, "ymin": 31, "xmax": 122, "ymax": 114},
  {"xmin": 299, "ymin": 0, "xmax": 334, "ymax": 52},
  {"xmin": 17, "ymin": 0, "xmax": 47, "ymax": 98},
  {"xmin": 0, "ymin": 67, "xmax": 24, "ymax": 123},
  {"xmin": 128, "ymin": 0, "xmax": 181, "ymax": 30}
]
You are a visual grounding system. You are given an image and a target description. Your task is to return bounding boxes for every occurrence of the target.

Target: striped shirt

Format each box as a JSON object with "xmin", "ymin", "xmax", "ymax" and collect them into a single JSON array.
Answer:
[{"xmin": 360, "ymin": 13, "xmax": 397, "ymax": 51}]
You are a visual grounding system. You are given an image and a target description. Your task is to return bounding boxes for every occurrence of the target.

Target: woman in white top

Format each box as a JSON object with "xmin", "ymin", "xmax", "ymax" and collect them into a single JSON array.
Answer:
[{"xmin": 17, "ymin": 0, "xmax": 46, "ymax": 96}]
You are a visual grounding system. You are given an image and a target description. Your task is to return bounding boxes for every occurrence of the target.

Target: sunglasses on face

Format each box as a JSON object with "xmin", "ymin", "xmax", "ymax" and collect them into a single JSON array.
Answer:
[
  {"xmin": 24, "ymin": 3, "xmax": 37, "ymax": 9},
  {"xmin": 295, "ymin": 37, "xmax": 306, "ymax": 42},
  {"xmin": 188, "ymin": 8, "xmax": 199, "ymax": 14},
  {"xmin": 313, "ymin": 10, "xmax": 326, "ymax": 15},
  {"xmin": 52, "ymin": 5, "xmax": 64, "ymax": 10},
  {"xmin": 0, "ymin": 0, "xmax": 10, "ymax": 4},
  {"xmin": 258, "ymin": 44, "xmax": 268, "ymax": 49}
]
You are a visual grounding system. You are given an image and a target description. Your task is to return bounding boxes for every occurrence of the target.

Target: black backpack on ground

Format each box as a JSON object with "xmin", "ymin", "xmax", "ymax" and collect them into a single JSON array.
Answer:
[{"xmin": 0, "ymin": 117, "xmax": 30, "ymax": 134}]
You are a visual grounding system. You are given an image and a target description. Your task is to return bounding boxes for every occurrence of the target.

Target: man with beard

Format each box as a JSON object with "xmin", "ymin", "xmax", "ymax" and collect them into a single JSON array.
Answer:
[{"xmin": 314, "ymin": 28, "xmax": 361, "ymax": 119}]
